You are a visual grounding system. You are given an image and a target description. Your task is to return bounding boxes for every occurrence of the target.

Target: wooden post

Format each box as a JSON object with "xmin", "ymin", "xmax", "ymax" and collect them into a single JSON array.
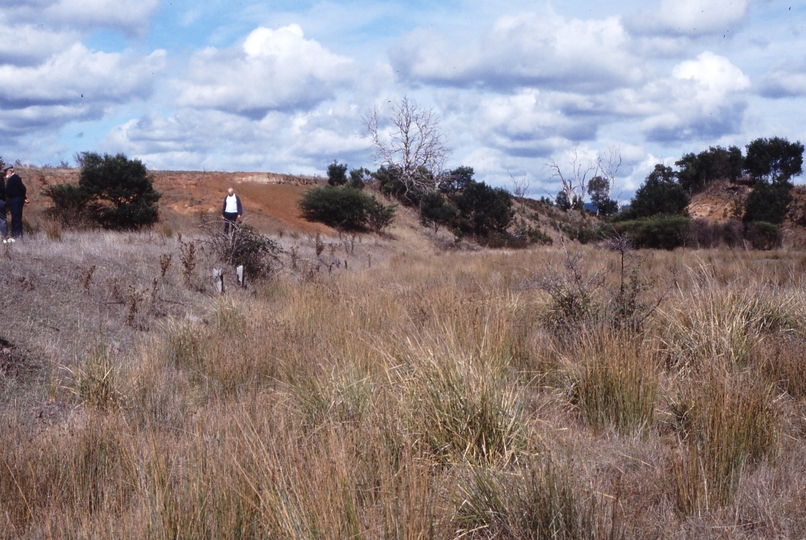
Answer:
[
  {"xmin": 213, "ymin": 268, "xmax": 224, "ymax": 293},
  {"xmin": 236, "ymin": 265, "xmax": 245, "ymax": 287}
]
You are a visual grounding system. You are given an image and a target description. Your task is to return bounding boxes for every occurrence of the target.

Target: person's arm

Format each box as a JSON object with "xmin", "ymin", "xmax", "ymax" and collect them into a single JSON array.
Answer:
[{"xmin": 236, "ymin": 196, "xmax": 243, "ymax": 218}]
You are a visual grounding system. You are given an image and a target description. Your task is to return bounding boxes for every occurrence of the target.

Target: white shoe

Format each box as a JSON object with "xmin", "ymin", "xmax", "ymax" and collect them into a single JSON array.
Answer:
[
  {"xmin": 2, "ymin": 240, "xmax": 6, "ymax": 244},
  {"xmin": 9, "ymin": 238, "xmax": 15, "ymax": 243}
]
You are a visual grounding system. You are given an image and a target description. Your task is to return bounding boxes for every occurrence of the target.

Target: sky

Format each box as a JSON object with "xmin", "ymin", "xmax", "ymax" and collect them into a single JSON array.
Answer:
[{"xmin": 1, "ymin": 0, "xmax": 804, "ymax": 199}]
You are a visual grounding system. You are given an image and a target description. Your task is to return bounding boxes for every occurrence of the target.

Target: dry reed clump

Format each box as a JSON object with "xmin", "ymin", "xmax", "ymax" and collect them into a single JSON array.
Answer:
[
  {"xmin": 399, "ymin": 347, "xmax": 526, "ymax": 465},
  {"xmin": 560, "ymin": 330, "xmax": 659, "ymax": 435},
  {"xmin": 63, "ymin": 342, "xmax": 123, "ymax": 411},
  {"xmin": 658, "ymin": 265, "xmax": 804, "ymax": 371},
  {"xmin": 159, "ymin": 298, "xmax": 281, "ymax": 398},
  {"xmin": 41, "ymin": 217, "xmax": 63, "ymax": 241},
  {"xmin": 0, "ymin": 412, "xmax": 138, "ymax": 538},
  {"xmin": 757, "ymin": 333, "xmax": 806, "ymax": 399},
  {"xmin": 670, "ymin": 367, "xmax": 780, "ymax": 515},
  {"xmin": 455, "ymin": 456, "xmax": 620, "ymax": 539}
]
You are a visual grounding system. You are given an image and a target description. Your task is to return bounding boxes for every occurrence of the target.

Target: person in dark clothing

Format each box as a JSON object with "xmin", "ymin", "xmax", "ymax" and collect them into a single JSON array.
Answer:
[
  {"xmin": 3, "ymin": 165, "xmax": 26, "ymax": 239},
  {"xmin": 0, "ymin": 170, "xmax": 7, "ymax": 241},
  {"xmin": 221, "ymin": 187, "xmax": 242, "ymax": 235}
]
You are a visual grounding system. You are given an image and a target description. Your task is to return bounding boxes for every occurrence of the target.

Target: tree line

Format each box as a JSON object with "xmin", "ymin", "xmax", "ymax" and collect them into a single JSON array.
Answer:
[{"xmin": 593, "ymin": 137, "xmax": 804, "ymax": 249}]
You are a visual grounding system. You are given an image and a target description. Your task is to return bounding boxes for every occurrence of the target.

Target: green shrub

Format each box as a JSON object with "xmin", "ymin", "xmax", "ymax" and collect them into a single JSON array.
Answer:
[
  {"xmin": 419, "ymin": 190, "xmax": 457, "ymax": 232},
  {"xmin": 616, "ymin": 164, "xmax": 689, "ymax": 220},
  {"xmin": 365, "ymin": 197, "xmax": 397, "ymax": 232},
  {"xmin": 526, "ymin": 226, "xmax": 553, "ymax": 245},
  {"xmin": 44, "ymin": 152, "xmax": 160, "ymax": 229},
  {"xmin": 79, "ymin": 152, "xmax": 161, "ymax": 229},
  {"xmin": 298, "ymin": 186, "xmax": 395, "ymax": 231},
  {"xmin": 609, "ymin": 215, "xmax": 691, "ymax": 250},
  {"xmin": 451, "ymin": 181, "xmax": 513, "ymax": 236},
  {"xmin": 42, "ymin": 183, "xmax": 96, "ymax": 226},
  {"xmin": 742, "ymin": 181, "xmax": 792, "ymax": 225},
  {"xmin": 745, "ymin": 221, "xmax": 782, "ymax": 250},
  {"xmin": 326, "ymin": 160, "xmax": 348, "ymax": 186}
]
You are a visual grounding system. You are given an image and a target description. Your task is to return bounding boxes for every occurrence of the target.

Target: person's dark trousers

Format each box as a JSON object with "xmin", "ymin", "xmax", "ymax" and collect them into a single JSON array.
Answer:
[
  {"xmin": 223, "ymin": 212, "xmax": 238, "ymax": 235},
  {"xmin": 0, "ymin": 201, "xmax": 7, "ymax": 238},
  {"xmin": 8, "ymin": 197, "xmax": 24, "ymax": 238}
]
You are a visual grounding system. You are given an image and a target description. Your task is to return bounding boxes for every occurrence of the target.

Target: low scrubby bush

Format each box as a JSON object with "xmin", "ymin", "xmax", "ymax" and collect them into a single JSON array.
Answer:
[
  {"xmin": 205, "ymin": 222, "xmax": 282, "ymax": 279},
  {"xmin": 298, "ymin": 186, "xmax": 395, "ymax": 231},
  {"xmin": 745, "ymin": 221, "xmax": 782, "ymax": 250},
  {"xmin": 607, "ymin": 215, "xmax": 691, "ymax": 250}
]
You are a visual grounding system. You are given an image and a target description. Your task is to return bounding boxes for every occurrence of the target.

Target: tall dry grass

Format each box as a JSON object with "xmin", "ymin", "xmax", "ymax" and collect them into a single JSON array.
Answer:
[{"xmin": 2, "ymin": 239, "xmax": 806, "ymax": 538}]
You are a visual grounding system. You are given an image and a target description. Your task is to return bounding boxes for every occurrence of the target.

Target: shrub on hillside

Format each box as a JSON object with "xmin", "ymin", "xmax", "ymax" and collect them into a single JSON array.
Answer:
[
  {"xmin": 617, "ymin": 165, "xmax": 689, "ymax": 220},
  {"xmin": 298, "ymin": 186, "xmax": 395, "ymax": 231},
  {"xmin": 742, "ymin": 181, "xmax": 792, "ymax": 225},
  {"xmin": 44, "ymin": 152, "xmax": 161, "ymax": 229},
  {"xmin": 327, "ymin": 160, "xmax": 348, "ymax": 186},
  {"xmin": 608, "ymin": 215, "xmax": 691, "ymax": 250},
  {"xmin": 420, "ymin": 190, "xmax": 458, "ymax": 232},
  {"xmin": 451, "ymin": 180, "xmax": 513, "ymax": 236},
  {"xmin": 745, "ymin": 221, "xmax": 782, "ymax": 250}
]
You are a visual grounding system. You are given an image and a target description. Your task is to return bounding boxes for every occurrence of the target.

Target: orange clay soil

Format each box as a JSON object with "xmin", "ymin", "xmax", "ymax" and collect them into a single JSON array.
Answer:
[{"xmin": 21, "ymin": 167, "xmax": 334, "ymax": 235}]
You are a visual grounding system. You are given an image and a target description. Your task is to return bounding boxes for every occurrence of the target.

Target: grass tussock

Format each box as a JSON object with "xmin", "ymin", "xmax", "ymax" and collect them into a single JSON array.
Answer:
[
  {"xmin": 455, "ymin": 457, "xmax": 621, "ymax": 539},
  {"xmin": 563, "ymin": 330, "xmax": 659, "ymax": 435},
  {"xmin": 660, "ymin": 264, "xmax": 804, "ymax": 371},
  {"xmin": 671, "ymin": 367, "xmax": 780, "ymax": 515}
]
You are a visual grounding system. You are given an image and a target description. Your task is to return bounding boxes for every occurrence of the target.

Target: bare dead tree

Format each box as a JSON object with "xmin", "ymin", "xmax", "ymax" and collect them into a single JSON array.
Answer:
[
  {"xmin": 509, "ymin": 170, "xmax": 530, "ymax": 199},
  {"xmin": 365, "ymin": 96, "xmax": 449, "ymax": 195},
  {"xmin": 595, "ymin": 147, "xmax": 622, "ymax": 201},
  {"xmin": 547, "ymin": 146, "xmax": 595, "ymax": 204}
]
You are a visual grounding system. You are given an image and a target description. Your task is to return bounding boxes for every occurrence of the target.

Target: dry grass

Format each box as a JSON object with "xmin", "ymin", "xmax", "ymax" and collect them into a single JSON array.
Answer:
[{"xmin": 2, "ymin": 234, "xmax": 806, "ymax": 538}]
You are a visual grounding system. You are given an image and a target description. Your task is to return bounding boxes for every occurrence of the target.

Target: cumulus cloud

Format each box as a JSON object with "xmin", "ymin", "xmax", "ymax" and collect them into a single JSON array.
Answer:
[
  {"xmin": 640, "ymin": 52, "xmax": 750, "ymax": 141},
  {"xmin": 176, "ymin": 25, "xmax": 357, "ymax": 117},
  {"xmin": 0, "ymin": 23, "xmax": 80, "ymax": 66},
  {"xmin": 0, "ymin": 0, "xmax": 159, "ymax": 35},
  {"xmin": 391, "ymin": 12, "xmax": 644, "ymax": 94},
  {"xmin": 627, "ymin": 0, "xmax": 751, "ymax": 36},
  {"xmin": 758, "ymin": 59, "xmax": 806, "ymax": 98},
  {"xmin": 103, "ymin": 104, "xmax": 372, "ymax": 173},
  {"xmin": 473, "ymin": 91, "xmax": 601, "ymax": 158},
  {"xmin": 0, "ymin": 45, "xmax": 166, "ymax": 130}
]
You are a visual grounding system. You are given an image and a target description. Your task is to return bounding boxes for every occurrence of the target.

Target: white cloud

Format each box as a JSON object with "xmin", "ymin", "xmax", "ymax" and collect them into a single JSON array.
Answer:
[
  {"xmin": 759, "ymin": 59, "xmax": 806, "ymax": 98},
  {"xmin": 0, "ymin": 23, "xmax": 79, "ymax": 65},
  {"xmin": 473, "ymin": 91, "xmax": 599, "ymax": 157},
  {"xmin": 0, "ymin": 45, "xmax": 166, "ymax": 129},
  {"xmin": 391, "ymin": 11, "xmax": 644, "ymax": 94},
  {"xmin": 628, "ymin": 0, "xmax": 751, "ymax": 36},
  {"xmin": 0, "ymin": 0, "xmax": 159, "ymax": 34},
  {"xmin": 103, "ymin": 104, "xmax": 372, "ymax": 173},
  {"xmin": 176, "ymin": 25, "xmax": 357, "ymax": 117},
  {"xmin": 640, "ymin": 52, "xmax": 750, "ymax": 141}
]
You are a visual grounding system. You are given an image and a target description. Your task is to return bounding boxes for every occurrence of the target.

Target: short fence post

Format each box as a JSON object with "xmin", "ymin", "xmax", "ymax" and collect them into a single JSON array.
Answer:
[
  {"xmin": 236, "ymin": 265, "xmax": 245, "ymax": 287},
  {"xmin": 213, "ymin": 268, "xmax": 224, "ymax": 293}
]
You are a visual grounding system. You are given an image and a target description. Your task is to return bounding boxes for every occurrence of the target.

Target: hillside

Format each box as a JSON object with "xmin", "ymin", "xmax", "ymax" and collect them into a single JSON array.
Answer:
[
  {"xmin": 22, "ymin": 166, "xmax": 332, "ymax": 235},
  {"xmin": 687, "ymin": 178, "xmax": 806, "ymax": 247}
]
